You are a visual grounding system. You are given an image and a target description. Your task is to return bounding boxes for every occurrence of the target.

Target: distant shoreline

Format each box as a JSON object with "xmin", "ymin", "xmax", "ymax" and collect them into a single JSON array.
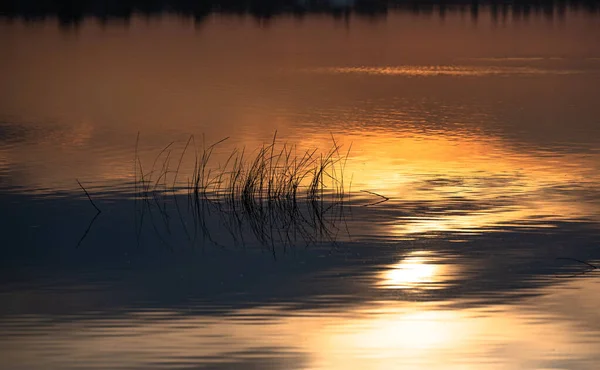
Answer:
[{"xmin": 1, "ymin": 0, "xmax": 598, "ymax": 26}]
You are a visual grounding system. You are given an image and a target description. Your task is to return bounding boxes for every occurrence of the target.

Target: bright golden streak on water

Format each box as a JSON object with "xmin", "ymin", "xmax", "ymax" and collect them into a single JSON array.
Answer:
[
  {"xmin": 297, "ymin": 130, "xmax": 600, "ymax": 236},
  {"xmin": 6, "ymin": 277, "xmax": 600, "ymax": 370},
  {"xmin": 313, "ymin": 65, "xmax": 582, "ymax": 77},
  {"xmin": 379, "ymin": 252, "xmax": 448, "ymax": 290}
]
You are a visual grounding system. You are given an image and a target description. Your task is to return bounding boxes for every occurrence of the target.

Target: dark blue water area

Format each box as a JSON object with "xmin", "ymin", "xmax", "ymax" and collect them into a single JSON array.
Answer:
[{"xmin": 2, "ymin": 188, "xmax": 600, "ymax": 322}]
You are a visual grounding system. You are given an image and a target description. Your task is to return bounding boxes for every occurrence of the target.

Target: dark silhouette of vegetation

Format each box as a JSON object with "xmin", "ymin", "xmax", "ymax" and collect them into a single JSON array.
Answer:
[
  {"xmin": 133, "ymin": 133, "xmax": 354, "ymax": 253},
  {"xmin": 1, "ymin": 0, "xmax": 598, "ymax": 27},
  {"xmin": 76, "ymin": 179, "xmax": 101, "ymax": 214}
]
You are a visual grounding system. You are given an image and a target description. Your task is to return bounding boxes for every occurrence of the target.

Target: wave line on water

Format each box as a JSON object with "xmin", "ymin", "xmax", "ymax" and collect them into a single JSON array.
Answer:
[{"xmin": 304, "ymin": 65, "xmax": 587, "ymax": 77}]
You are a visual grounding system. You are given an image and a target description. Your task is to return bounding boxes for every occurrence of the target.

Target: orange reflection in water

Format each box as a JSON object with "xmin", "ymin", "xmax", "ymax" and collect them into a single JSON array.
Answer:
[
  {"xmin": 0, "ymin": 12, "xmax": 598, "ymax": 238},
  {"xmin": 297, "ymin": 129, "xmax": 600, "ymax": 236},
  {"xmin": 379, "ymin": 251, "xmax": 456, "ymax": 290},
  {"xmin": 313, "ymin": 65, "xmax": 583, "ymax": 77},
  {"xmin": 3, "ymin": 272, "xmax": 600, "ymax": 370}
]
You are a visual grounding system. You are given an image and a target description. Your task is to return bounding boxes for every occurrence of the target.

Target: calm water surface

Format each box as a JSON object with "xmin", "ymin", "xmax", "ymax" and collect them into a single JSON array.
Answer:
[{"xmin": 2, "ymin": 6, "xmax": 600, "ymax": 369}]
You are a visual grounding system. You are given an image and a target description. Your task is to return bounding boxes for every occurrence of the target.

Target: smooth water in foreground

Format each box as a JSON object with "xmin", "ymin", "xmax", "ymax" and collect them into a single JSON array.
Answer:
[{"xmin": 2, "ymin": 5, "xmax": 600, "ymax": 369}]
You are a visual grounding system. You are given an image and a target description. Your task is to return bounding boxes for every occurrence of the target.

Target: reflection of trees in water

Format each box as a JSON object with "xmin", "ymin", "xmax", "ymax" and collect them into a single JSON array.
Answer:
[{"xmin": 1, "ymin": 0, "xmax": 598, "ymax": 27}]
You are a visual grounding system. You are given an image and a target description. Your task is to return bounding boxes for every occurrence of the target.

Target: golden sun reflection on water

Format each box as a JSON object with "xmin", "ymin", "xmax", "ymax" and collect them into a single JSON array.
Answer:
[
  {"xmin": 4, "ymin": 275, "xmax": 600, "ymax": 370},
  {"xmin": 379, "ymin": 251, "xmax": 454, "ymax": 290},
  {"xmin": 312, "ymin": 65, "xmax": 583, "ymax": 77},
  {"xmin": 297, "ymin": 130, "xmax": 600, "ymax": 237}
]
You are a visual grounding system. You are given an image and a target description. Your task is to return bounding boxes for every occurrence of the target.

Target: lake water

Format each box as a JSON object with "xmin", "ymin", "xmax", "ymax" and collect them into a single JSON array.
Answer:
[{"xmin": 2, "ymin": 3, "xmax": 600, "ymax": 369}]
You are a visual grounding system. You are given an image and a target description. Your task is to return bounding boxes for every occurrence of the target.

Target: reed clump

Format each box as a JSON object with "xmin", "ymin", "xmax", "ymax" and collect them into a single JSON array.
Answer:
[
  {"xmin": 134, "ymin": 132, "xmax": 352, "ymax": 250},
  {"xmin": 188, "ymin": 133, "xmax": 350, "ymax": 210}
]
